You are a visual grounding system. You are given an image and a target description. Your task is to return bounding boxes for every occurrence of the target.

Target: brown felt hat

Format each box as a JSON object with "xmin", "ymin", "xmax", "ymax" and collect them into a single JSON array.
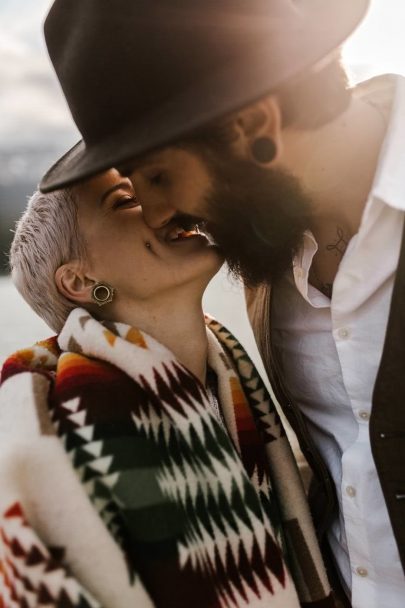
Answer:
[{"xmin": 40, "ymin": 0, "xmax": 370, "ymax": 193}]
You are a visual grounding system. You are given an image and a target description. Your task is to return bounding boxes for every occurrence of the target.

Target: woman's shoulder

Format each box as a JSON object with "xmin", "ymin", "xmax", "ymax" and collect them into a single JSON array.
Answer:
[
  {"xmin": 1, "ymin": 336, "xmax": 60, "ymax": 386},
  {"xmin": 0, "ymin": 337, "xmax": 61, "ymax": 447}
]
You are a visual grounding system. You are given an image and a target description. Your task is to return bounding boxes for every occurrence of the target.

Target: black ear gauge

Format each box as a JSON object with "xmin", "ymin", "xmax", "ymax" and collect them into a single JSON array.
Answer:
[{"xmin": 251, "ymin": 137, "xmax": 277, "ymax": 164}]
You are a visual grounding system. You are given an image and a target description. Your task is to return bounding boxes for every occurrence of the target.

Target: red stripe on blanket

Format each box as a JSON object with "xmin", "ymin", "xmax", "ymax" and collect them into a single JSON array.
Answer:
[
  {"xmin": 55, "ymin": 353, "xmax": 121, "ymax": 386},
  {"xmin": 229, "ymin": 376, "xmax": 269, "ymax": 484}
]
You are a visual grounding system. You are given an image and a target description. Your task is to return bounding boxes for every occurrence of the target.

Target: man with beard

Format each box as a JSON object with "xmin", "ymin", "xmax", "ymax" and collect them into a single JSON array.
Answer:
[{"xmin": 39, "ymin": 0, "xmax": 405, "ymax": 606}]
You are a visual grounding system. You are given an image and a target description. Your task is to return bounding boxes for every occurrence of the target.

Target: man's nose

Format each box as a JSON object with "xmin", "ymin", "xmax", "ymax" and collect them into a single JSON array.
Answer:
[{"xmin": 141, "ymin": 200, "xmax": 177, "ymax": 229}]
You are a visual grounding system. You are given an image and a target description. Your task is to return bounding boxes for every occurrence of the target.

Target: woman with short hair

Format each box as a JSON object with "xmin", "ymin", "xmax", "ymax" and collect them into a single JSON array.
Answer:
[{"xmin": 0, "ymin": 167, "xmax": 334, "ymax": 607}]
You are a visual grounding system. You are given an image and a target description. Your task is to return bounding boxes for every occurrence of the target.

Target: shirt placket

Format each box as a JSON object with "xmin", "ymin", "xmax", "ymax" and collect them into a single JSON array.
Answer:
[{"xmin": 331, "ymin": 278, "xmax": 376, "ymax": 607}]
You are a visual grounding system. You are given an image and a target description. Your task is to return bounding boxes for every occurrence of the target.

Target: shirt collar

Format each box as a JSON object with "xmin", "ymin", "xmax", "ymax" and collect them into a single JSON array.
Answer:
[
  {"xmin": 362, "ymin": 74, "xmax": 405, "ymax": 211},
  {"xmin": 291, "ymin": 230, "xmax": 330, "ymax": 307}
]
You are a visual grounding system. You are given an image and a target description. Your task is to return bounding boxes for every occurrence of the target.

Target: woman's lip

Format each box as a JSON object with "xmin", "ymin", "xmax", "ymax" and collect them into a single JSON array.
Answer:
[
  {"xmin": 167, "ymin": 233, "xmax": 209, "ymax": 244},
  {"xmin": 166, "ymin": 226, "xmax": 207, "ymax": 242},
  {"xmin": 172, "ymin": 229, "xmax": 198, "ymax": 240},
  {"xmin": 164, "ymin": 221, "xmax": 207, "ymax": 243}
]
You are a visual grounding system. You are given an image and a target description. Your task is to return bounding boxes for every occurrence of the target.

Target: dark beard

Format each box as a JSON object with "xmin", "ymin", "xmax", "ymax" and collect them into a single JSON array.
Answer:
[{"xmin": 203, "ymin": 156, "xmax": 313, "ymax": 287}]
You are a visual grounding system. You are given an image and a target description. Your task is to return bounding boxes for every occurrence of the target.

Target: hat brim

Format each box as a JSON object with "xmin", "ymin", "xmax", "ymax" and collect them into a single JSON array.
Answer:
[{"xmin": 40, "ymin": 0, "xmax": 370, "ymax": 193}]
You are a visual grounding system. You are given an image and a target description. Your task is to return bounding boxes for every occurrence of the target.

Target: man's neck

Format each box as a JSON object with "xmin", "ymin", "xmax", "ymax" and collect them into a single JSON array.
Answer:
[{"xmin": 283, "ymin": 91, "xmax": 388, "ymax": 290}]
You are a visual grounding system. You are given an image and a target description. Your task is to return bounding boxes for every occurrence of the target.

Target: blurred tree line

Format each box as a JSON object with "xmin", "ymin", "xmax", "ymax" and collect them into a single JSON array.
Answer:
[{"xmin": 0, "ymin": 178, "xmax": 36, "ymax": 274}]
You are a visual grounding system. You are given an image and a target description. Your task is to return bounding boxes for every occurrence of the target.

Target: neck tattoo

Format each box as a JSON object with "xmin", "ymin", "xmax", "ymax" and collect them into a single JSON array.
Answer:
[
  {"xmin": 326, "ymin": 226, "xmax": 349, "ymax": 257},
  {"xmin": 310, "ymin": 225, "xmax": 350, "ymax": 299}
]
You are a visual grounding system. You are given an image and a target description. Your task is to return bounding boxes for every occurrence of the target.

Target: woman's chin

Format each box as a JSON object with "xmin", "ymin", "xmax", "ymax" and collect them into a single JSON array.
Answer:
[
  {"xmin": 179, "ymin": 248, "xmax": 223, "ymax": 297},
  {"xmin": 212, "ymin": 248, "xmax": 225, "ymax": 273},
  {"xmin": 198, "ymin": 249, "xmax": 224, "ymax": 290},
  {"xmin": 113, "ymin": 246, "xmax": 224, "ymax": 310},
  {"xmin": 200, "ymin": 244, "xmax": 224, "ymax": 274}
]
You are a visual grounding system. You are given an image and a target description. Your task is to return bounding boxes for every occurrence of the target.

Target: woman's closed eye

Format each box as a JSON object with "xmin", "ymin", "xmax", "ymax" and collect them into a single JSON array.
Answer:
[{"xmin": 113, "ymin": 194, "xmax": 139, "ymax": 209}]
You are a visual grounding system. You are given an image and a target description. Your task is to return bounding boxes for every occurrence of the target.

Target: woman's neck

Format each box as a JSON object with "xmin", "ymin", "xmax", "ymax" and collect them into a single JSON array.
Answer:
[{"xmin": 109, "ymin": 294, "xmax": 208, "ymax": 385}]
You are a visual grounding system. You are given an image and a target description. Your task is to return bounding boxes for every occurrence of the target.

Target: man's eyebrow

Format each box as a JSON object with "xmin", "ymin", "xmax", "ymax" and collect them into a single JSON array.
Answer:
[{"xmin": 99, "ymin": 182, "xmax": 132, "ymax": 206}]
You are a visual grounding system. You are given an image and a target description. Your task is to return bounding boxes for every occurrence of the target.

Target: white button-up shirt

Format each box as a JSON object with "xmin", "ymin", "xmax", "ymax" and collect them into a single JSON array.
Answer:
[{"xmin": 271, "ymin": 75, "xmax": 405, "ymax": 608}]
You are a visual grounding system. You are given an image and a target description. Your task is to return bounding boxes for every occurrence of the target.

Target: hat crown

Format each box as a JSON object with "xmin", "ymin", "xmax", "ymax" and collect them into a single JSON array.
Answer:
[
  {"xmin": 45, "ymin": 0, "xmax": 303, "ymax": 145},
  {"xmin": 40, "ymin": 0, "xmax": 369, "ymax": 192}
]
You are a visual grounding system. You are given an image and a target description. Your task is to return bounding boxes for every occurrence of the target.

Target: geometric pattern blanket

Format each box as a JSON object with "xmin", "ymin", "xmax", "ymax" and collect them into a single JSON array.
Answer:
[{"xmin": 0, "ymin": 308, "xmax": 335, "ymax": 607}]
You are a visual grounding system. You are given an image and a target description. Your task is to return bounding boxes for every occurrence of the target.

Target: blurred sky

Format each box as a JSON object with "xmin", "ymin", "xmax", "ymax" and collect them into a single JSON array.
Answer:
[
  {"xmin": 0, "ymin": 0, "xmax": 79, "ymax": 150},
  {"xmin": 1, "ymin": 0, "xmax": 405, "ymax": 156}
]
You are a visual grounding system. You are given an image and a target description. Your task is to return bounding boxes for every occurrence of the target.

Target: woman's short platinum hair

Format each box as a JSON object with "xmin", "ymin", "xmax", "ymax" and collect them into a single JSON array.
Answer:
[{"xmin": 9, "ymin": 188, "xmax": 86, "ymax": 333}]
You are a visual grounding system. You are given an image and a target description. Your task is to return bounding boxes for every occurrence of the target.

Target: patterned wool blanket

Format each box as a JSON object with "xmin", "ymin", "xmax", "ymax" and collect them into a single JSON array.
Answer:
[{"xmin": 0, "ymin": 309, "xmax": 334, "ymax": 608}]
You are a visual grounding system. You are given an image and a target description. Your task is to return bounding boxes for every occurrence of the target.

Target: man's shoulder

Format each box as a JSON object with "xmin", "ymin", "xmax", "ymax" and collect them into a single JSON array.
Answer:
[{"xmin": 353, "ymin": 73, "xmax": 399, "ymax": 112}]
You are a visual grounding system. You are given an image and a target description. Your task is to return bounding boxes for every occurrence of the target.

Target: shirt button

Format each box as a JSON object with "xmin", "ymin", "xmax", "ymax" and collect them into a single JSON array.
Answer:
[
  {"xmin": 356, "ymin": 567, "xmax": 368, "ymax": 577},
  {"xmin": 346, "ymin": 486, "xmax": 356, "ymax": 497},
  {"xmin": 358, "ymin": 410, "xmax": 370, "ymax": 422},
  {"xmin": 337, "ymin": 327, "xmax": 350, "ymax": 339}
]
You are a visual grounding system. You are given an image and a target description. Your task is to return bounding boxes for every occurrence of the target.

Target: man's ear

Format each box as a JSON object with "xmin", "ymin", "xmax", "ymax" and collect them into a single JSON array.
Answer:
[
  {"xmin": 230, "ymin": 96, "xmax": 283, "ymax": 165},
  {"xmin": 55, "ymin": 262, "xmax": 95, "ymax": 305}
]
